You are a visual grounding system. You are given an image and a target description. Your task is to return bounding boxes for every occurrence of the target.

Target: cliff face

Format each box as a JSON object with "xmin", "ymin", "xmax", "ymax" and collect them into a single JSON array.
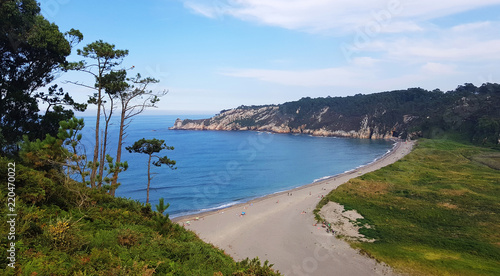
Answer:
[{"xmin": 170, "ymin": 106, "xmax": 405, "ymax": 139}]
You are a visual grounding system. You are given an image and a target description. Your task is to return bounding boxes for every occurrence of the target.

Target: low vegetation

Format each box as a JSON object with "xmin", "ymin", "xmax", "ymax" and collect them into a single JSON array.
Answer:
[{"xmin": 315, "ymin": 139, "xmax": 500, "ymax": 275}]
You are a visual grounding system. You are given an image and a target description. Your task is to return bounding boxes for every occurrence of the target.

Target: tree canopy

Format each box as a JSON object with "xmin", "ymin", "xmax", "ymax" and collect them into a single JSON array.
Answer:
[{"xmin": 0, "ymin": 0, "xmax": 84, "ymax": 152}]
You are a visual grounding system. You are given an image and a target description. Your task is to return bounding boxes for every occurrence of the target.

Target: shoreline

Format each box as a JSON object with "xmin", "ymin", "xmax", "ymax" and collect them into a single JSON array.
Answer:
[
  {"xmin": 174, "ymin": 139, "xmax": 414, "ymax": 276},
  {"xmin": 172, "ymin": 138, "xmax": 402, "ymax": 223}
]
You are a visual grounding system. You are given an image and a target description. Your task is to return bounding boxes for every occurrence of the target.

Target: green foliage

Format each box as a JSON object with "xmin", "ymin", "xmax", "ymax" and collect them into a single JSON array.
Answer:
[
  {"xmin": 316, "ymin": 139, "xmax": 500, "ymax": 275},
  {"xmin": 0, "ymin": 0, "xmax": 84, "ymax": 151},
  {"xmin": 46, "ymin": 216, "xmax": 87, "ymax": 252},
  {"xmin": 155, "ymin": 197, "xmax": 170, "ymax": 217},
  {"xmin": 473, "ymin": 117, "xmax": 500, "ymax": 146},
  {"xmin": 57, "ymin": 117, "xmax": 90, "ymax": 182},
  {"xmin": 471, "ymin": 152, "xmax": 500, "ymax": 170},
  {"xmin": 126, "ymin": 138, "xmax": 172, "ymax": 156},
  {"xmin": 234, "ymin": 257, "xmax": 277, "ymax": 276},
  {"xmin": 100, "ymin": 154, "xmax": 128, "ymax": 192},
  {"xmin": 76, "ymin": 40, "xmax": 129, "ymax": 70},
  {"xmin": 101, "ymin": 70, "xmax": 130, "ymax": 95},
  {"xmin": 19, "ymin": 134, "xmax": 65, "ymax": 171},
  {"xmin": 18, "ymin": 117, "xmax": 92, "ymax": 192}
]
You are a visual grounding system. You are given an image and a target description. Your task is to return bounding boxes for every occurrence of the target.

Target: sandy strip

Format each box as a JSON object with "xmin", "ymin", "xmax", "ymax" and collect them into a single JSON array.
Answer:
[{"xmin": 174, "ymin": 140, "xmax": 415, "ymax": 276}]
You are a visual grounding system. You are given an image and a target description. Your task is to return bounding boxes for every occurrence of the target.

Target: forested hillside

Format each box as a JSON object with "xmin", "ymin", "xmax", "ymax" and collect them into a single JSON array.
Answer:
[{"xmin": 172, "ymin": 83, "xmax": 500, "ymax": 147}]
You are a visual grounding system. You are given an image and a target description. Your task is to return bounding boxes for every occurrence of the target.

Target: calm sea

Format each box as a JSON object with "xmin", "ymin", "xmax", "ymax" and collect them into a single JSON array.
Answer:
[{"xmin": 79, "ymin": 115, "xmax": 393, "ymax": 218}]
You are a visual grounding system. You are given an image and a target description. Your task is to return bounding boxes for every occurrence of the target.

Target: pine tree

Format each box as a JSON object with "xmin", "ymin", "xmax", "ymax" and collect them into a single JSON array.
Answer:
[{"xmin": 126, "ymin": 138, "xmax": 176, "ymax": 203}]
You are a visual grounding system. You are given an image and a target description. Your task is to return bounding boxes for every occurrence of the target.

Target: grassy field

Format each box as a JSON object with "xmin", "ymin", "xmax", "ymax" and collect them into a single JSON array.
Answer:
[{"xmin": 316, "ymin": 139, "xmax": 500, "ymax": 275}]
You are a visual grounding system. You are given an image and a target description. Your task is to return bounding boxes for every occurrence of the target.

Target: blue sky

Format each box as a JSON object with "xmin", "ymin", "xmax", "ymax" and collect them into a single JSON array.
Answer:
[{"xmin": 40, "ymin": 0, "xmax": 500, "ymax": 115}]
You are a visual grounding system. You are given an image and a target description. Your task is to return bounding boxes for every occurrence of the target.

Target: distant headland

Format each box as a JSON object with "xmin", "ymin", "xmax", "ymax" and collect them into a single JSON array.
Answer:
[{"xmin": 170, "ymin": 83, "xmax": 500, "ymax": 146}]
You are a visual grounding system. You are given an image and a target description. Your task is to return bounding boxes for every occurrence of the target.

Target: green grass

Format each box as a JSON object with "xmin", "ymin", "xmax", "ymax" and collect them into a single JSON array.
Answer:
[
  {"xmin": 471, "ymin": 152, "xmax": 500, "ymax": 170},
  {"xmin": 316, "ymin": 139, "xmax": 500, "ymax": 276}
]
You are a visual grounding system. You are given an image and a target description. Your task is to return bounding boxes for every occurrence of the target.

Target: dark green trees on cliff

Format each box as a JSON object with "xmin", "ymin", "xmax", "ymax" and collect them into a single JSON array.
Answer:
[{"xmin": 279, "ymin": 83, "xmax": 500, "ymax": 144}]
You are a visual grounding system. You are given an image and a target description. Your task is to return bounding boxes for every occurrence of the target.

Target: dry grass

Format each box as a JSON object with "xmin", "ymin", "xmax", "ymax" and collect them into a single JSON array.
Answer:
[{"xmin": 437, "ymin": 202, "xmax": 459, "ymax": 209}]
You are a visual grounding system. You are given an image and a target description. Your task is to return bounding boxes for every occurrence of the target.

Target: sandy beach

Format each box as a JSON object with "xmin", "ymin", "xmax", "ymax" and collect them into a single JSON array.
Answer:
[{"xmin": 174, "ymin": 139, "xmax": 415, "ymax": 276}]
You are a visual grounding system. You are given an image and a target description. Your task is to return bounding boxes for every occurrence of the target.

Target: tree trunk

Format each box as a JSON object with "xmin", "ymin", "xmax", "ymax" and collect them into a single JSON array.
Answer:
[
  {"xmin": 110, "ymin": 108, "xmax": 126, "ymax": 196},
  {"xmin": 89, "ymin": 87, "xmax": 102, "ymax": 189},
  {"xmin": 147, "ymin": 154, "xmax": 152, "ymax": 204},
  {"xmin": 99, "ymin": 104, "xmax": 113, "ymax": 188}
]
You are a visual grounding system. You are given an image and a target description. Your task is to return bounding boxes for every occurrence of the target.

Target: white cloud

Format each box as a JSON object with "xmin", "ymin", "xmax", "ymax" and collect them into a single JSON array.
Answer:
[
  {"xmin": 352, "ymin": 57, "xmax": 379, "ymax": 67},
  {"xmin": 218, "ymin": 61, "xmax": 464, "ymax": 93},
  {"xmin": 451, "ymin": 21, "xmax": 492, "ymax": 33},
  {"xmin": 183, "ymin": 0, "xmax": 500, "ymax": 34},
  {"xmin": 357, "ymin": 19, "xmax": 500, "ymax": 64},
  {"xmin": 216, "ymin": 58, "xmax": 500, "ymax": 97},
  {"xmin": 378, "ymin": 37, "xmax": 500, "ymax": 62},
  {"xmin": 382, "ymin": 21, "xmax": 424, "ymax": 33},
  {"xmin": 217, "ymin": 17, "xmax": 500, "ymax": 90},
  {"xmin": 184, "ymin": 1, "xmax": 500, "ymax": 67},
  {"xmin": 220, "ymin": 67, "xmax": 366, "ymax": 87},
  {"xmin": 421, "ymin": 62, "xmax": 456, "ymax": 74},
  {"xmin": 400, "ymin": 0, "xmax": 500, "ymax": 19},
  {"xmin": 183, "ymin": 2, "xmax": 219, "ymax": 18}
]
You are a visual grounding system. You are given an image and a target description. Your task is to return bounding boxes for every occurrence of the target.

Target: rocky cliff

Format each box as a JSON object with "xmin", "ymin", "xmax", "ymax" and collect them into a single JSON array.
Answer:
[{"xmin": 170, "ymin": 106, "xmax": 406, "ymax": 139}]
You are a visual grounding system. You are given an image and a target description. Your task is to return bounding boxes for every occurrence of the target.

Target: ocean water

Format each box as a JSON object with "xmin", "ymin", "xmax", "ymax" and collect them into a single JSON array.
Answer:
[{"xmin": 79, "ymin": 115, "xmax": 393, "ymax": 218}]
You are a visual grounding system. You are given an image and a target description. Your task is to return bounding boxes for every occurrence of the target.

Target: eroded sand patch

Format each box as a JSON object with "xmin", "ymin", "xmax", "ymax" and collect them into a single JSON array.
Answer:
[{"xmin": 319, "ymin": 201, "xmax": 374, "ymax": 242}]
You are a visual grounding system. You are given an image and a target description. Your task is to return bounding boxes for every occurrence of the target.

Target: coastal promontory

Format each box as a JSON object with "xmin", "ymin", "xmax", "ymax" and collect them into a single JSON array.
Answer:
[{"xmin": 171, "ymin": 83, "xmax": 500, "ymax": 145}]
